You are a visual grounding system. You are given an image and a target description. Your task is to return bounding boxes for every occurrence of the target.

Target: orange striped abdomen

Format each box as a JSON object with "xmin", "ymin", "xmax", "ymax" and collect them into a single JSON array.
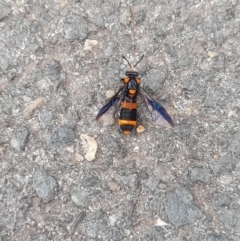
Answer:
[{"xmin": 118, "ymin": 101, "xmax": 137, "ymax": 135}]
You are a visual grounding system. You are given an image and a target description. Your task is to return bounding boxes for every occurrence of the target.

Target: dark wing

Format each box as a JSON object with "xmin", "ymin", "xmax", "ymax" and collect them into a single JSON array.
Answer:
[
  {"xmin": 139, "ymin": 87, "xmax": 174, "ymax": 128},
  {"xmin": 96, "ymin": 87, "xmax": 123, "ymax": 125}
]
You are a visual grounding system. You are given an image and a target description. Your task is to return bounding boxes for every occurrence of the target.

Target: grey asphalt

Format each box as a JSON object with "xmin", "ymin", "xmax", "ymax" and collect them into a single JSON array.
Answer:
[{"xmin": 0, "ymin": 0, "xmax": 239, "ymax": 240}]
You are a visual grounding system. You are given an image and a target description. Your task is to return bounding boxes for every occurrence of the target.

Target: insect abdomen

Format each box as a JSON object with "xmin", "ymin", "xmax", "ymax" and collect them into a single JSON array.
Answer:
[{"xmin": 118, "ymin": 101, "xmax": 137, "ymax": 135}]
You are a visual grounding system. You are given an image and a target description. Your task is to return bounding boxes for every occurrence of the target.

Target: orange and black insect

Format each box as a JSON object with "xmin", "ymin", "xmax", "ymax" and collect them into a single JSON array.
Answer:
[{"xmin": 96, "ymin": 55, "xmax": 174, "ymax": 135}]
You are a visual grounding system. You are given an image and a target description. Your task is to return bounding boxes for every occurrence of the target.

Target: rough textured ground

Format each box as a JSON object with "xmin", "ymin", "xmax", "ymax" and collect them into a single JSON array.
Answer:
[{"xmin": 0, "ymin": 0, "xmax": 240, "ymax": 240}]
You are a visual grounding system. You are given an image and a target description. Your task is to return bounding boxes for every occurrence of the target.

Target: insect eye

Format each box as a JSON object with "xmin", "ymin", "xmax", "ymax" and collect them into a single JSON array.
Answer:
[{"xmin": 126, "ymin": 71, "xmax": 138, "ymax": 77}]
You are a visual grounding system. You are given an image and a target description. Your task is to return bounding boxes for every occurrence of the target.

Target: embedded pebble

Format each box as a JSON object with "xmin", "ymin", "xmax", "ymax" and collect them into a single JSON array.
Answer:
[
  {"xmin": 120, "ymin": 7, "xmax": 131, "ymax": 26},
  {"xmin": 0, "ymin": 2, "xmax": 11, "ymax": 21},
  {"xmin": 136, "ymin": 125, "xmax": 145, "ymax": 133},
  {"xmin": 211, "ymin": 152, "xmax": 219, "ymax": 159},
  {"xmin": 10, "ymin": 128, "xmax": 29, "ymax": 151},
  {"xmin": 80, "ymin": 134, "xmax": 98, "ymax": 161},
  {"xmin": 165, "ymin": 184, "xmax": 203, "ymax": 228},
  {"xmin": 184, "ymin": 165, "xmax": 211, "ymax": 183},
  {"xmin": 84, "ymin": 39, "xmax": 98, "ymax": 51},
  {"xmin": 70, "ymin": 187, "xmax": 88, "ymax": 206},
  {"xmin": 108, "ymin": 181, "xmax": 121, "ymax": 191},
  {"xmin": 208, "ymin": 51, "xmax": 218, "ymax": 58},
  {"xmin": 64, "ymin": 18, "xmax": 88, "ymax": 40},
  {"xmin": 23, "ymin": 97, "xmax": 46, "ymax": 118},
  {"xmin": 51, "ymin": 125, "xmax": 76, "ymax": 145},
  {"xmin": 154, "ymin": 218, "xmax": 169, "ymax": 226},
  {"xmin": 0, "ymin": 58, "xmax": 9, "ymax": 70},
  {"xmin": 231, "ymin": 131, "xmax": 240, "ymax": 156},
  {"xmin": 33, "ymin": 167, "xmax": 57, "ymax": 202},
  {"xmin": 105, "ymin": 89, "xmax": 115, "ymax": 99}
]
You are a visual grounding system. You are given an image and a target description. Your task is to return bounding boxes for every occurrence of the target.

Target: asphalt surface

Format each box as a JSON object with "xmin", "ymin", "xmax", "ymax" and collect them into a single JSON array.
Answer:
[{"xmin": 0, "ymin": 0, "xmax": 240, "ymax": 240}]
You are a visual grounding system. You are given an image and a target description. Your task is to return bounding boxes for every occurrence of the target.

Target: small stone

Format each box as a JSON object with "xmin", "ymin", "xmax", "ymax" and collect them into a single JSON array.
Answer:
[
  {"xmin": 80, "ymin": 134, "xmax": 98, "ymax": 161},
  {"xmin": 43, "ymin": 60, "xmax": 61, "ymax": 79},
  {"xmin": 121, "ymin": 173, "xmax": 139, "ymax": 191},
  {"xmin": 136, "ymin": 10, "xmax": 147, "ymax": 24},
  {"xmin": 208, "ymin": 51, "xmax": 218, "ymax": 58},
  {"xmin": 183, "ymin": 78, "xmax": 196, "ymax": 91},
  {"xmin": 189, "ymin": 230, "xmax": 205, "ymax": 241},
  {"xmin": 207, "ymin": 234, "xmax": 228, "ymax": 241},
  {"xmin": 231, "ymin": 131, "xmax": 240, "ymax": 156},
  {"xmin": 0, "ymin": 146, "xmax": 3, "ymax": 155},
  {"xmin": 204, "ymin": 92, "xmax": 216, "ymax": 108},
  {"xmin": 120, "ymin": 7, "xmax": 131, "ymax": 26},
  {"xmin": 82, "ymin": 174, "xmax": 101, "ymax": 188},
  {"xmin": 215, "ymin": 53, "xmax": 225, "ymax": 71},
  {"xmin": 154, "ymin": 218, "xmax": 169, "ymax": 226},
  {"xmin": 112, "ymin": 228, "xmax": 125, "ymax": 241},
  {"xmin": 0, "ymin": 58, "xmax": 9, "ymax": 70},
  {"xmin": 217, "ymin": 175, "xmax": 233, "ymax": 186},
  {"xmin": 211, "ymin": 152, "xmax": 219, "ymax": 159},
  {"xmin": 136, "ymin": 125, "xmax": 145, "ymax": 133},
  {"xmin": 33, "ymin": 168, "xmax": 57, "ymax": 202},
  {"xmin": 209, "ymin": 155, "xmax": 234, "ymax": 175},
  {"xmin": 64, "ymin": 18, "xmax": 88, "ymax": 40},
  {"xmin": 219, "ymin": 208, "xmax": 239, "ymax": 231},
  {"xmin": 51, "ymin": 125, "xmax": 75, "ymax": 145},
  {"xmin": 146, "ymin": 67, "xmax": 167, "ymax": 90},
  {"xmin": 105, "ymin": 89, "xmax": 115, "ymax": 99},
  {"xmin": 69, "ymin": 211, "xmax": 86, "ymax": 232},
  {"xmin": 165, "ymin": 184, "xmax": 203, "ymax": 228},
  {"xmin": 109, "ymin": 214, "xmax": 117, "ymax": 226},
  {"xmin": 23, "ymin": 97, "xmax": 46, "ymax": 118},
  {"xmin": 84, "ymin": 39, "xmax": 98, "ymax": 51},
  {"xmin": 0, "ymin": 2, "xmax": 11, "ymax": 20},
  {"xmin": 10, "ymin": 128, "xmax": 29, "ymax": 151},
  {"xmin": 184, "ymin": 165, "xmax": 211, "ymax": 183},
  {"xmin": 70, "ymin": 187, "xmax": 88, "ymax": 206},
  {"xmin": 87, "ymin": 222, "xmax": 109, "ymax": 239},
  {"xmin": 38, "ymin": 108, "xmax": 54, "ymax": 127},
  {"xmin": 108, "ymin": 181, "xmax": 121, "ymax": 192},
  {"xmin": 211, "ymin": 192, "xmax": 232, "ymax": 208},
  {"xmin": 66, "ymin": 145, "xmax": 74, "ymax": 153},
  {"xmin": 163, "ymin": 43, "xmax": 177, "ymax": 58}
]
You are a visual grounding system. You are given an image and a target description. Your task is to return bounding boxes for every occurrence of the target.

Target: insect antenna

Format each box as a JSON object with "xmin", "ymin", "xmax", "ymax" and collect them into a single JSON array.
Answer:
[
  {"xmin": 133, "ymin": 55, "xmax": 144, "ymax": 68},
  {"xmin": 122, "ymin": 55, "xmax": 132, "ymax": 68}
]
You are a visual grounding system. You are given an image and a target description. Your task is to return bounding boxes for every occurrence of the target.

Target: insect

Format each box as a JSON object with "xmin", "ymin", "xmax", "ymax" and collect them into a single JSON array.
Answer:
[{"xmin": 96, "ymin": 55, "xmax": 174, "ymax": 135}]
